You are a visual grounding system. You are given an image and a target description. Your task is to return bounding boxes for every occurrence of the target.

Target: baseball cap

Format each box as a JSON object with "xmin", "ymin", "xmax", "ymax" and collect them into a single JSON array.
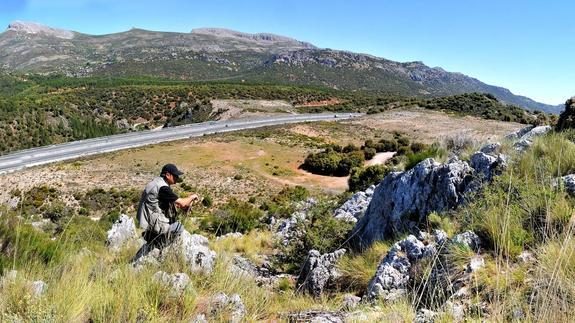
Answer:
[{"xmin": 161, "ymin": 163, "xmax": 184, "ymax": 177}]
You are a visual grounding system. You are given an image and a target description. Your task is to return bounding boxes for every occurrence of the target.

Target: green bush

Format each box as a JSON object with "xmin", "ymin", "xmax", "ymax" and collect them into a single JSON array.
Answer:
[
  {"xmin": 200, "ymin": 198, "xmax": 264, "ymax": 235},
  {"xmin": 260, "ymin": 186, "xmax": 309, "ymax": 220},
  {"xmin": 58, "ymin": 216, "xmax": 109, "ymax": 250},
  {"xmin": 80, "ymin": 188, "xmax": 140, "ymax": 215},
  {"xmin": 377, "ymin": 139, "xmax": 398, "ymax": 152},
  {"xmin": 396, "ymin": 145, "xmax": 412, "ymax": 156},
  {"xmin": 363, "ymin": 147, "xmax": 377, "ymax": 160},
  {"xmin": 302, "ymin": 149, "xmax": 342, "ymax": 175},
  {"xmin": 410, "ymin": 142, "xmax": 427, "ymax": 154},
  {"xmin": 273, "ymin": 186, "xmax": 309, "ymax": 204},
  {"xmin": 396, "ymin": 135, "xmax": 410, "ymax": 147},
  {"xmin": 348, "ymin": 165, "xmax": 390, "ymax": 192},
  {"xmin": 336, "ymin": 151, "xmax": 365, "ymax": 176},
  {"xmin": 342, "ymin": 144, "xmax": 359, "ymax": 153},
  {"xmin": 277, "ymin": 202, "xmax": 354, "ymax": 272}
]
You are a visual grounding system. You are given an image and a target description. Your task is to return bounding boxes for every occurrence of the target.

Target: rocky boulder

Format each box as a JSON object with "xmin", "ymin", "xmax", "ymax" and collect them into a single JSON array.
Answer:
[
  {"xmin": 133, "ymin": 230, "xmax": 216, "ymax": 273},
  {"xmin": 333, "ymin": 185, "xmax": 376, "ymax": 223},
  {"xmin": 366, "ymin": 229, "xmax": 484, "ymax": 317},
  {"xmin": 366, "ymin": 232, "xmax": 443, "ymax": 302},
  {"xmin": 559, "ymin": 174, "xmax": 575, "ymax": 196},
  {"xmin": 209, "ymin": 292, "xmax": 246, "ymax": 323},
  {"xmin": 470, "ymin": 152, "xmax": 507, "ymax": 182},
  {"xmin": 283, "ymin": 310, "xmax": 346, "ymax": 323},
  {"xmin": 274, "ymin": 198, "xmax": 316, "ymax": 246},
  {"xmin": 153, "ymin": 271, "xmax": 191, "ymax": 297},
  {"xmin": 479, "ymin": 142, "xmax": 501, "ymax": 155},
  {"xmin": 106, "ymin": 214, "xmax": 138, "ymax": 251},
  {"xmin": 350, "ymin": 158, "xmax": 473, "ymax": 250},
  {"xmin": 505, "ymin": 125, "xmax": 534, "ymax": 140},
  {"xmin": 341, "ymin": 294, "xmax": 361, "ymax": 311},
  {"xmin": 297, "ymin": 249, "xmax": 346, "ymax": 297},
  {"xmin": 452, "ymin": 231, "xmax": 481, "ymax": 252},
  {"xmin": 513, "ymin": 125, "xmax": 552, "ymax": 151}
]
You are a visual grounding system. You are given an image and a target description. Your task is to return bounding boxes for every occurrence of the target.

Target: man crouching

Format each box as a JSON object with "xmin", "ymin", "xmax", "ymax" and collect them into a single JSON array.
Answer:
[{"xmin": 136, "ymin": 163, "xmax": 199, "ymax": 248}]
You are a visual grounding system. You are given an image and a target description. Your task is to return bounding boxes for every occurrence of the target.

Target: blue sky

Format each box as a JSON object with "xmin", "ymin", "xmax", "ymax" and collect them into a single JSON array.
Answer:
[{"xmin": 0, "ymin": 0, "xmax": 573, "ymax": 105}]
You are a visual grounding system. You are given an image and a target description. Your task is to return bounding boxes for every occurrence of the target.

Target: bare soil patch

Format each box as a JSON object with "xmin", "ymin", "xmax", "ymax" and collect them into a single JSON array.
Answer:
[{"xmin": 0, "ymin": 108, "xmax": 524, "ymax": 205}]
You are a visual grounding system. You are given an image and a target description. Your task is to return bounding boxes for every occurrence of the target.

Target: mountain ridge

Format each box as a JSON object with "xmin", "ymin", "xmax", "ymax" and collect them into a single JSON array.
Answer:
[{"xmin": 0, "ymin": 21, "xmax": 561, "ymax": 113}]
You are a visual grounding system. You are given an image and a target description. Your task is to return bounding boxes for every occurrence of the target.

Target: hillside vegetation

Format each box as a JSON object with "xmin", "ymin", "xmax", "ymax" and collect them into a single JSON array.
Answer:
[
  {"xmin": 0, "ymin": 73, "xmax": 540, "ymax": 154},
  {"xmin": 2, "ymin": 120, "xmax": 575, "ymax": 321},
  {"xmin": 0, "ymin": 23, "xmax": 560, "ymax": 112}
]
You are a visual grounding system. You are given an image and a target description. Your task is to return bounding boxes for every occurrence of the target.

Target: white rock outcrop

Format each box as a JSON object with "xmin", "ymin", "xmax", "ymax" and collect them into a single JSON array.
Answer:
[
  {"xmin": 333, "ymin": 185, "xmax": 376, "ymax": 223},
  {"xmin": 297, "ymin": 249, "xmax": 346, "ymax": 297},
  {"xmin": 153, "ymin": 271, "xmax": 190, "ymax": 297},
  {"xmin": 133, "ymin": 230, "xmax": 216, "ymax": 273},
  {"xmin": 350, "ymin": 158, "xmax": 473, "ymax": 250},
  {"xmin": 513, "ymin": 125, "xmax": 552, "ymax": 151},
  {"xmin": 366, "ymin": 232, "xmax": 443, "ymax": 302},
  {"xmin": 106, "ymin": 214, "xmax": 138, "ymax": 251}
]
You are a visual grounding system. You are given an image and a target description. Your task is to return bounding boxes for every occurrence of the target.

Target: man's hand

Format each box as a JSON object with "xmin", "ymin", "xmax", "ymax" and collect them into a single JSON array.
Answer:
[
  {"xmin": 175, "ymin": 193, "xmax": 200, "ymax": 209},
  {"xmin": 188, "ymin": 193, "xmax": 200, "ymax": 204}
]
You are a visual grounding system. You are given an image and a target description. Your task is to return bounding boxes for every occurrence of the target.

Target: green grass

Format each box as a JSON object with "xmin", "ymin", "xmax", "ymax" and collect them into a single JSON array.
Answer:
[{"xmin": 5, "ymin": 129, "xmax": 575, "ymax": 321}]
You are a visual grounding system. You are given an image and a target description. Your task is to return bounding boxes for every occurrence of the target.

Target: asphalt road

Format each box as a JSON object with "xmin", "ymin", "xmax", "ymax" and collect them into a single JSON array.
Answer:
[{"xmin": 0, "ymin": 113, "xmax": 362, "ymax": 174}]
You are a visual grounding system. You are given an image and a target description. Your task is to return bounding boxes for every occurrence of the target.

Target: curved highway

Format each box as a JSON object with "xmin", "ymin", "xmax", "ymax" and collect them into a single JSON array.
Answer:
[{"xmin": 0, "ymin": 113, "xmax": 362, "ymax": 174}]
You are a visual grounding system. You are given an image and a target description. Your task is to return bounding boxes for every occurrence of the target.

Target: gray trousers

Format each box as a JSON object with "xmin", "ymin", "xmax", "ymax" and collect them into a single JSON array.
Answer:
[{"xmin": 144, "ymin": 221, "xmax": 184, "ymax": 248}]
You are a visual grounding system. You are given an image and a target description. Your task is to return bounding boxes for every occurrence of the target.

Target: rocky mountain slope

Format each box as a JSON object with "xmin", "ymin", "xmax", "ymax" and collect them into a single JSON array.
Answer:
[{"xmin": 0, "ymin": 21, "xmax": 560, "ymax": 113}]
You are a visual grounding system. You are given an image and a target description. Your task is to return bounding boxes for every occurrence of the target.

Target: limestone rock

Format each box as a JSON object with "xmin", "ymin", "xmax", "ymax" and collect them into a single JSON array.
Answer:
[
  {"xmin": 133, "ymin": 230, "xmax": 216, "ymax": 273},
  {"xmin": 452, "ymin": 231, "xmax": 481, "ymax": 252},
  {"xmin": 106, "ymin": 214, "xmax": 137, "ymax": 251},
  {"xmin": 479, "ymin": 142, "xmax": 501, "ymax": 155},
  {"xmin": 517, "ymin": 251, "xmax": 535, "ymax": 264},
  {"xmin": 470, "ymin": 152, "xmax": 507, "ymax": 181},
  {"xmin": 210, "ymin": 292, "xmax": 246, "ymax": 323},
  {"xmin": 274, "ymin": 198, "xmax": 316, "ymax": 246},
  {"xmin": 153, "ymin": 271, "xmax": 190, "ymax": 296},
  {"xmin": 513, "ymin": 125, "xmax": 552, "ymax": 151},
  {"xmin": 505, "ymin": 125, "xmax": 534, "ymax": 140},
  {"xmin": 560, "ymin": 174, "xmax": 575, "ymax": 196},
  {"xmin": 366, "ymin": 234, "xmax": 439, "ymax": 301},
  {"xmin": 297, "ymin": 249, "xmax": 346, "ymax": 297},
  {"xmin": 467, "ymin": 255, "xmax": 485, "ymax": 272},
  {"xmin": 350, "ymin": 158, "xmax": 473, "ymax": 250},
  {"xmin": 191, "ymin": 314, "xmax": 208, "ymax": 323},
  {"xmin": 333, "ymin": 185, "xmax": 376, "ymax": 223},
  {"xmin": 30, "ymin": 280, "xmax": 48, "ymax": 297},
  {"xmin": 216, "ymin": 232, "xmax": 243, "ymax": 241},
  {"xmin": 415, "ymin": 309, "xmax": 437, "ymax": 323},
  {"xmin": 7, "ymin": 196, "xmax": 20, "ymax": 210},
  {"xmin": 284, "ymin": 310, "xmax": 345, "ymax": 323},
  {"xmin": 342, "ymin": 294, "xmax": 361, "ymax": 311}
]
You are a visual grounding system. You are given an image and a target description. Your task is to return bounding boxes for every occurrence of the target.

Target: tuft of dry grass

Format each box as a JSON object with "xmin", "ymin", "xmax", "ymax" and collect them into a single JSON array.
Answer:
[{"xmin": 336, "ymin": 241, "xmax": 390, "ymax": 293}]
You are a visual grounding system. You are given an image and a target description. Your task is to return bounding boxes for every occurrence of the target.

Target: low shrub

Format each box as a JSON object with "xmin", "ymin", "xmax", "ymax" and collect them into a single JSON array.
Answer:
[
  {"xmin": 277, "ymin": 202, "xmax": 354, "ymax": 272},
  {"xmin": 348, "ymin": 165, "xmax": 390, "ymax": 192},
  {"xmin": 377, "ymin": 139, "xmax": 398, "ymax": 152},
  {"xmin": 200, "ymin": 198, "xmax": 264, "ymax": 235},
  {"xmin": 363, "ymin": 147, "xmax": 377, "ymax": 160},
  {"xmin": 336, "ymin": 151, "xmax": 365, "ymax": 176}
]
